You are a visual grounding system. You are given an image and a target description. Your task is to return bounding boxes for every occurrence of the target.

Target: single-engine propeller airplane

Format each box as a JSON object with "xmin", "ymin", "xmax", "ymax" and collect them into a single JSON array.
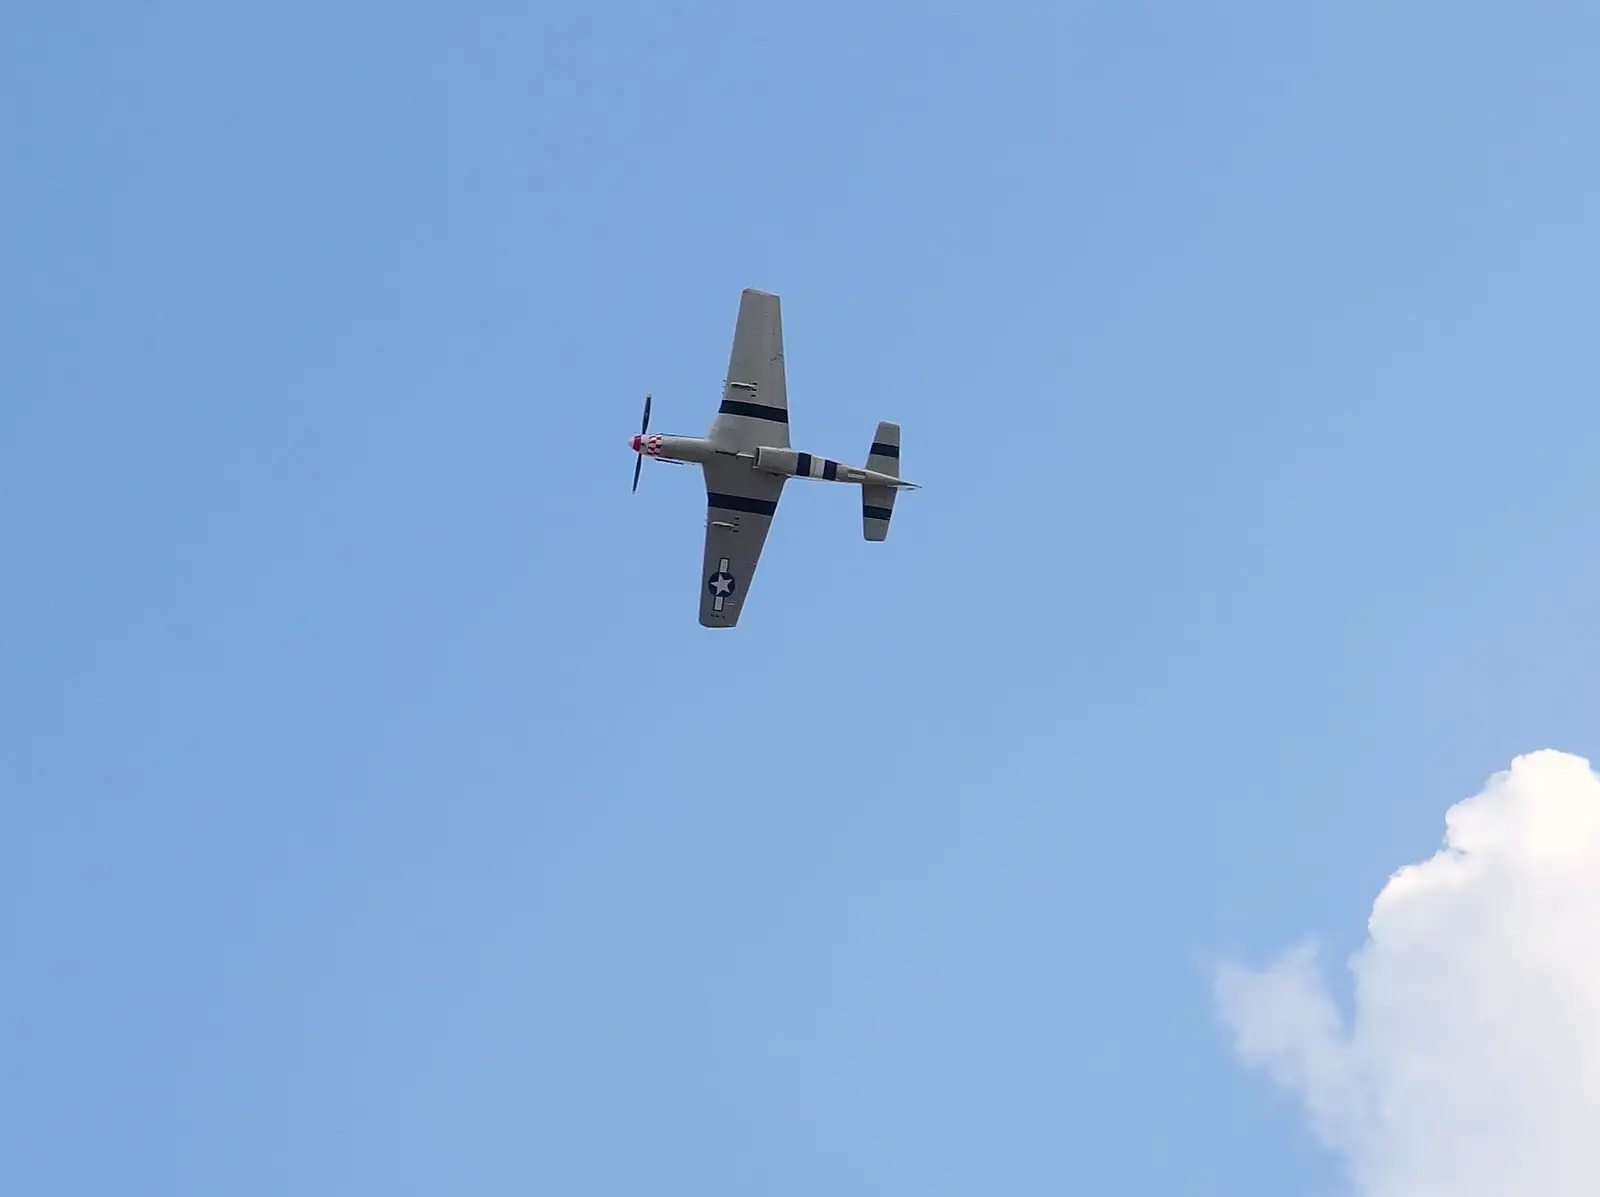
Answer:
[{"xmin": 631, "ymin": 288, "xmax": 918, "ymax": 628}]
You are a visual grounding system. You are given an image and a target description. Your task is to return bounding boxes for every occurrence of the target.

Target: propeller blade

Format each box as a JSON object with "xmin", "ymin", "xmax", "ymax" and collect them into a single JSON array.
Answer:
[
  {"xmin": 640, "ymin": 393, "xmax": 652, "ymax": 435},
  {"xmin": 632, "ymin": 452, "xmax": 643, "ymax": 492}
]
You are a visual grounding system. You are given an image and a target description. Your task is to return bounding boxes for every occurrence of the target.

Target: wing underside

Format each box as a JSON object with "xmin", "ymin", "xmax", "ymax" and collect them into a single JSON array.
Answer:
[
  {"xmin": 708, "ymin": 289, "xmax": 788, "ymax": 453},
  {"xmin": 699, "ymin": 457, "xmax": 784, "ymax": 628}
]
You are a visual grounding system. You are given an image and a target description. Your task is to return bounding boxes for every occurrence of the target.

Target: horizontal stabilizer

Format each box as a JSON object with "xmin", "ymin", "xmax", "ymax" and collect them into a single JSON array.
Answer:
[
  {"xmin": 863, "ymin": 422, "xmax": 900, "ymax": 541},
  {"xmin": 865, "ymin": 421, "xmax": 900, "ymax": 478},
  {"xmin": 863, "ymin": 484, "xmax": 895, "ymax": 541}
]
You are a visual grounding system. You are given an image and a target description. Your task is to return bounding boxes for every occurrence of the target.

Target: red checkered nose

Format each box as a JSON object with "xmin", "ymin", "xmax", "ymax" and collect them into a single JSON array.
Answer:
[{"xmin": 629, "ymin": 435, "xmax": 642, "ymax": 452}]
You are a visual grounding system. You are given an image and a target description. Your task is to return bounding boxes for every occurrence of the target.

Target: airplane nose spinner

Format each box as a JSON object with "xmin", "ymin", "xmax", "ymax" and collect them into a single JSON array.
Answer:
[{"xmin": 630, "ymin": 393, "xmax": 654, "ymax": 494}]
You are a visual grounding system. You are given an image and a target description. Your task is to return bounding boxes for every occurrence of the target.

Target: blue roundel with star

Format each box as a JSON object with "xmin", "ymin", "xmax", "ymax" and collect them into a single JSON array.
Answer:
[{"xmin": 707, "ymin": 570, "xmax": 737, "ymax": 599}]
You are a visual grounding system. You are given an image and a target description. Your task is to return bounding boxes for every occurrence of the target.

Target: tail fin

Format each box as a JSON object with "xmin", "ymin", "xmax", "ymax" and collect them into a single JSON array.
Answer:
[{"xmin": 863, "ymin": 421, "xmax": 899, "ymax": 541}]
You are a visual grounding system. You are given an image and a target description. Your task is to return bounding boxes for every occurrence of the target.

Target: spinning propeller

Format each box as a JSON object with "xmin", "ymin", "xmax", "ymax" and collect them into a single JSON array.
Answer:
[{"xmin": 632, "ymin": 393, "xmax": 651, "ymax": 492}]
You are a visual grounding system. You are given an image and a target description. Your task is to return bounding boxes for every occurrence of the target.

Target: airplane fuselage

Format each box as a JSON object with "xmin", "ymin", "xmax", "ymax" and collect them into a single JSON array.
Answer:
[{"xmin": 629, "ymin": 433, "xmax": 912, "ymax": 490}]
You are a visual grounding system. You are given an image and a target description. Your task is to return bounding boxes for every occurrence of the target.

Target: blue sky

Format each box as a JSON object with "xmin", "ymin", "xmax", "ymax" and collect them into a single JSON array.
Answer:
[{"xmin": 5, "ymin": 1, "xmax": 1599, "ymax": 1193}]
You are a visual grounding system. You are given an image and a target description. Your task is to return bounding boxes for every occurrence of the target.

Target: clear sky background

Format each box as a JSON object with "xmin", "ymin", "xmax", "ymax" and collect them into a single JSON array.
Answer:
[{"xmin": 5, "ymin": 2, "xmax": 1599, "ymax": 1194}]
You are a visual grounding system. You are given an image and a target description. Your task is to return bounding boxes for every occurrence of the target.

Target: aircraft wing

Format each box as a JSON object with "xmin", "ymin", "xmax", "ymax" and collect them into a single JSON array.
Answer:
[
  {"xmin": 699, "ymin": 456, "xmax": 784, "ymax": 628},
  {"xmin": 707, "ymin": 289, "xmax": 788, "ymax": 453}
]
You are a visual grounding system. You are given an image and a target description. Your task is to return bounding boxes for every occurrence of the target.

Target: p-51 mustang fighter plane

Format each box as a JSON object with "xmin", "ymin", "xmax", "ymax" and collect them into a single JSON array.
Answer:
[{"xmin": 630, "ymin": 288, "xmax": 918, "ymax": 628}]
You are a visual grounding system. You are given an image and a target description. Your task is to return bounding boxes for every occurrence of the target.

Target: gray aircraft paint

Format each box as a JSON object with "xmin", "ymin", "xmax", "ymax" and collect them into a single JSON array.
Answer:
[{"xmin": 631, "ymin": 289, "xmax": 918, "ymax": 628}]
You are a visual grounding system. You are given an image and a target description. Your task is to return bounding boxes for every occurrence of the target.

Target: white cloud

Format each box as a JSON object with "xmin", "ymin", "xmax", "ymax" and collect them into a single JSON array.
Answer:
[{"xmin": 1216, "ymin": 750, "xmax": 1600, "ymax": 1197}]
